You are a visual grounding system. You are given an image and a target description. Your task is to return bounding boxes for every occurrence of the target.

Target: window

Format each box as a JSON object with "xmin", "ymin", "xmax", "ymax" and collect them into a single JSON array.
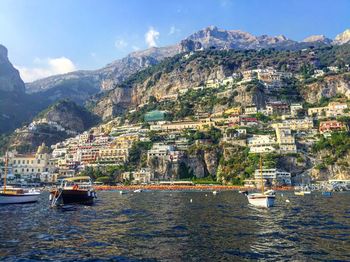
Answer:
[
  {"xmin": 13, "ymin": 160, "xmax": 16, "ymax": 164},
  {"xmin": 37, "ymin": 160, "xmax": 40, "ymax": 164},
  {"xmin": 22, "ymin": 160, "xmax": 25, "ymax": 164},
  {"xmin": 27, "ymin": 160, "xmax": 29, "ymax": 164}
]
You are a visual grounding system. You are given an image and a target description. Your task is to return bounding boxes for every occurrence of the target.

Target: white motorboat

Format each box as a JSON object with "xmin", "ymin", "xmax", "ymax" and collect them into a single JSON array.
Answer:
[
  {"xmin": 133, "ymin": 189, "xmax": 142, "ymax": 193},
  {"xmin": 0, "ymin": 153, "xmax": 40, "ymax": 204},
  {"xmin": 246, "ymin": 155, "xmax": 276, "ymax": 208}
]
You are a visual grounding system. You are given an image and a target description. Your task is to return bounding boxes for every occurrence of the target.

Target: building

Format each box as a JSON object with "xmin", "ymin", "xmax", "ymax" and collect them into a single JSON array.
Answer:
[
  {"xmin": 224, "ymin": 107, "xmax": 241, "ymax": 116},
  {"xmin": 147, "ymin": 143, "xmax": 175, "ymax": 159},
  {"xmin": 244, "ymin": 106, "xmax": 258, "ymax": 115},
  {"xmin": 272, "ymin": 118, "xmax": 314, "ymax": 131},
  {"xmin": 205, "ymin": 79, "xmax": 220, "ymax": 88},
  {"xmin": 152, "ymin": 119, "xmax": 214, "ymax": 132},
  {"xmin": 247, "ymin": 135, "xmax": 276, "ymax": 153},
  {"xmin": 4, "ymin": 143, "xmax": 55, "ymax": 182},
  {"xmin": 308, "ymin": 102, "xmax": 348, "ymax": 118},
  {"xmin": 253, "ymin": 168, "xmax": 292, "ymax": 186},
  {"xmin": 327, "ymin": 102, "xmax": 348, "ymax": 117},
  {"xmin": 122, "ymin": 168, "xmax": 154, "ymax": 184},
  {"xmin": 266, "ymin": 102, "xmax": 290, "ymax": 116},
  {"xmin": 319, "ymin": 120, "xmax": 347, "ymax": 134},
  {"xmin": 290, "ymin": 103, "xmax": 303, "ymax": 117},
  {"xmin": 275, "ymin": 127, "xmax": 297, "ymax": 153}
]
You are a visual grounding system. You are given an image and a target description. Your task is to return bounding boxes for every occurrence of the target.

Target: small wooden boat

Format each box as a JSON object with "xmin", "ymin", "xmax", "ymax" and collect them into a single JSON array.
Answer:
[
  {"xmin": 246, "ymin": 156, "xmax": 276, "ymax": 208},
  {"xmin": 0, "ymin": 152, "xmax": 40, "ymax": 204},
  {"xmin": 247, "ymin": 191, "xmax": 276, "ymax": 208},
  {"xmin": 0, "ymin": 187, "xmax": 40, "ymax": 204},
  {"xmin": 50, "ymin": 176, "xmax": 97, "ymax": 206},
  {"xmin": 322, "ymin": 191, "xmax": 332, "ymax": 197}
]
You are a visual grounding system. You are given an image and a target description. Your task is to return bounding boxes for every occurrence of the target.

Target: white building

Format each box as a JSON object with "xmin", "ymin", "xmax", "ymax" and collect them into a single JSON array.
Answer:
[
  {"xmin": 254, "ymin": 168, "xmax": 292, "ymax": 186},
  {"xmin": 247, "ymin": 135, "xmax": 276, "ymax": 153},
  {"xmin": 147, "ymin": 143, "xmax": 175, "ymax": 159}
]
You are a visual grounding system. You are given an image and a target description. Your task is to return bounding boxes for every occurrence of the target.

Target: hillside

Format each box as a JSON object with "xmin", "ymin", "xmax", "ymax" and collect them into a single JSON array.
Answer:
[
  {"xmin": 3, "ymin": 100, "xmax": 100, "ymax": 153},
  {"xmin": 91, "ymin": 44, "xmax": 350, "ymax": 120}
]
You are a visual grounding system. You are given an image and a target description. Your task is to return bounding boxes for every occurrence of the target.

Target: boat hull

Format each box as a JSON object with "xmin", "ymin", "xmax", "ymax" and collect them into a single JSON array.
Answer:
[
  {"xmin": 247, "ymin": 194, "xmax": 275, "ymax": 208},
  {"xmin": 51, "ymin": 189, "xmax": 95, "ymax": 205},
  {"xmin": 0, "ymin": 193, "xmax": 40, "ymax": 204}
]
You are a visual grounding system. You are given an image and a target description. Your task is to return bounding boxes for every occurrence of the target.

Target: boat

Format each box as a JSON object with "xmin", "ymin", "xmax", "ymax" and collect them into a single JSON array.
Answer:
[
  {"xmin": 0, "ymin": 152, "xmax": 40, "ymax": 205},
  {"xmin": 49, "ymin": 176, "xmax": 97, "ymax": 206},
  {"xmin": 133, "ymin": 189, "xmax": 142, "ymax": 193},
  {"xmin": 246, "ymin": 155, "xmax": 276, "ymax": 208},
  {"xmin": 294, "ymin": 191, "xmax": 305, "ymax": 196}
]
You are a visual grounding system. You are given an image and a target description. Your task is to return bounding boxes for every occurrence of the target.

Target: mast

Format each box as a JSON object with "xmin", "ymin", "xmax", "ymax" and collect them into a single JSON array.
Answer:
[
  {"xmin": 3, "ymin": 152, "xmax": 8, "ymax": 193},
  {"xmin": 260, "ymin": 154, "xmax": 264, "ymax": 194}
]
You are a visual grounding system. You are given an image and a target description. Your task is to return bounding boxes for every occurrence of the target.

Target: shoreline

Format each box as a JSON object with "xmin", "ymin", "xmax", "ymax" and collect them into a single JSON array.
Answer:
[{"xmin": 93, "ymin": 185, "xmax": 294, "ymax": 191}]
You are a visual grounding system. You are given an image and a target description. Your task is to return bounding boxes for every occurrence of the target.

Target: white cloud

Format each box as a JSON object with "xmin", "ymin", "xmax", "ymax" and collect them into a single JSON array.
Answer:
[
  {"xmin": 15, "ymin": 57, "xmax": 76, "ymax": 82},
  {"xmin": 145, "ymin": 27, "xmax": 160, "ymax": 47},
  {"xmin": 114, "ymin": 38, "xmax": 128, "ymax": 49},
  {"xmin": 169, "ymin": 26, "xmax": 181, "ymax": 35},
  {"xmin": 90, "ymin": 52, "xmax": 96, "ymax": 57}
]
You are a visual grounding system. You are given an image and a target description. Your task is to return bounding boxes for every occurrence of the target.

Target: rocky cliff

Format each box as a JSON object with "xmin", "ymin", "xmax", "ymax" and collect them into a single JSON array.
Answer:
[
  {"xmin": 0, "ymin": 44, "xmax": 25, "ymax": 93},
  {"xmin": 0, "ymin": 44, "xmax": 48, "ymax": 133},
  {"xmin": 300, "ymin": 73, "xmax": 350, "ymax": 104}
]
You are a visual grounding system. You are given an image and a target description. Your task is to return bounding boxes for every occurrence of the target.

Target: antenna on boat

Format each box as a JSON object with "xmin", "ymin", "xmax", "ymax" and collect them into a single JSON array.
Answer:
[
  {"xmin": 260, "ymin": 154, "xmax": 264, "ymax": 194},
  {"xmin": 3, "ymin": 152, "xmax": 8, "ymax": 193}
]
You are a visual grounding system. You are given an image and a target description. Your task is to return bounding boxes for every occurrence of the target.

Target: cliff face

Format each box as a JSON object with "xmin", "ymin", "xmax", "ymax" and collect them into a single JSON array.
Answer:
[
  {"xmin": 300, "ymin": 74, "xmax": 350, "ymax": 103},
  {"xmin": 311, "ymin": 152, "xmax": 350, "ymax": 181},
  {"xmin": 0, "ymin": 44, "xmax": 25, "ymax": 93},
  {"xmin": 0, "ymin": 44, "xmax": 46, "ymax": 133}
]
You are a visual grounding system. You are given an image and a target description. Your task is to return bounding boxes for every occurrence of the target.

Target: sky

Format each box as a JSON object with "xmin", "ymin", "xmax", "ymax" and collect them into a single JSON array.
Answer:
[{"xmin": 0, "ymin": 0, "xmax": 349, "ymax": 82}]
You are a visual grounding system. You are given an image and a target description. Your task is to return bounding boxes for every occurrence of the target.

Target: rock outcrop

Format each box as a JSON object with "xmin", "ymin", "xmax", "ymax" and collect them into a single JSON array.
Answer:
[
  {"xmin": 0, "ymin": 44, "xmax": 25, "ymax": 93},
  {"xmin": 334, "ymin": 29, "xmax": 350, "ymax": 45},
  {"xmin": 300, "ymin": 73, "xmax": 350, "ymax": 104}
]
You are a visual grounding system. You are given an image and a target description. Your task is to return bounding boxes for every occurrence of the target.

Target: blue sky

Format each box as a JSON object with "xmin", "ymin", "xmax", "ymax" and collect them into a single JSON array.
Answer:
[{"xmin": 0, "ymin": 0, "xmax": 349, "ymax": 82}]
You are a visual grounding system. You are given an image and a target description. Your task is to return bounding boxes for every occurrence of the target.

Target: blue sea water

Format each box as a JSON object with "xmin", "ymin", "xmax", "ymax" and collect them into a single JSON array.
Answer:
[{"xmin": 0, "ymin": 191, "xmax": 349, "ymax": 261}]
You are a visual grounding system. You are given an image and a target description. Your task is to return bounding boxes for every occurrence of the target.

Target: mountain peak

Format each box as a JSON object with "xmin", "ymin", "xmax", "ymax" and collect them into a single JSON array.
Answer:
[
  {"xmin": 0, "ymin": 44, "xmax": 8, "ymax": 59},
  {"xmin": 0, "ymin": 44, "xmax": 25, "ymax": 93},
  {"xmin": 302, "ymin": 34, "xmax": 331, "ymax": 44},
  {"xmin": 334, "ymin": 29, "xmax": 350, "ymax": 45}
]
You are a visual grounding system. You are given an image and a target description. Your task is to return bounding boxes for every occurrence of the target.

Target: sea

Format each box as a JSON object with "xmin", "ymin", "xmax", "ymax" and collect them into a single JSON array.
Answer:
[{"xmin": 0, "ymin": 190, "xmax": 349, "ymax": 261}]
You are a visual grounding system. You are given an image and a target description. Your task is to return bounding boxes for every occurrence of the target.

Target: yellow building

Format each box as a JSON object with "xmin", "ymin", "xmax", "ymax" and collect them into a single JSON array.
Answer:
[
  {"xmin": 224, "ymin": 107, "xmax": 242, "ymax": 116},
  {"xmin": 275, "ymin": 127, "xmax": 297, "ymax": 153},
  {"xmin": 6, "ymin": 143, "xmax": 54, "ymax": 179}
]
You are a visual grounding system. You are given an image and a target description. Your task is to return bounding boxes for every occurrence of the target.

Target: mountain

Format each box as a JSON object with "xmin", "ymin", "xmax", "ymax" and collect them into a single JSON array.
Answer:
[
  {"xmin": 185, "ymin": 26, "xmax": 297, "ymax": 50},
  {"xmin": 6, "ymin": 100, "xmax": 100, "ymax": 152},
  {"xmin": 0, "ymin": 44, "xmax": 25, "ymax": 93},
  {"xmin": 302, "ymin": 35, "xmax": 332, "ymax": 45},
  {"xmin": 90, "ymin": 43, "xmax": 350, "ymax": 120},
  {"xmin": 334, "ymin": 29, "xmax": 350, "ymax": 45},
  {"xmin": 26, "ymin": 26, "xmax": 344, "ymax": 98},
  {"xmin": 0, "ymin": 44, "xmax": 50, "ymax": 133}
]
